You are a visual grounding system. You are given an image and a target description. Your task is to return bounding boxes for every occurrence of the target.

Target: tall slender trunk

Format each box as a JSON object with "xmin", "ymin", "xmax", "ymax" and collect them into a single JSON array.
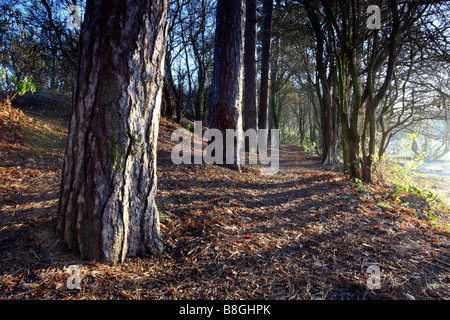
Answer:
[
  {"xmin": 208, "ymin": 0, "xmax": 246, "ymax": 168},
  {"xmin": 162, "ymin": 49, "xmax": 176, "ymax": 119},
  {"xmin": 191, "ymin": 0, "xmax": 208, "ymax": 122},
  {"xmin": 362, "ymin": 103, "xmax": 376, "ymax": 182},
  {"xmin": 57, "ymin": 0, "xmax": 168, "ymax": 265},
  {"xmin": 176, "ymin": 71, "xmax": 184, "ymax": 124},
  {"xmin": 244, "ymin": 0, "xmax": 257, "ymax": 132},
  {"xmin": 305, "ymin": 3, "xmax": 336, "ymax": 165},
  {"xmin": 362, "ymin": 0, "xmax": 400, "ymax": 183},
  {"xmin": 258, "ymin": 0, "xmax": 273, "ymax": 138},
  {"xmin": 270, "ymin": 28, "xmax": 280, "ymax": 131}
]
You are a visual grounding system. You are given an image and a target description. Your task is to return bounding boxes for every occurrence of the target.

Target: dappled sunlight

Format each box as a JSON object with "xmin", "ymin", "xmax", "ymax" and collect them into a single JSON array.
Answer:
[{"xmin": 1, "ymin": 0, "xmax": 450, "ymax": 302}]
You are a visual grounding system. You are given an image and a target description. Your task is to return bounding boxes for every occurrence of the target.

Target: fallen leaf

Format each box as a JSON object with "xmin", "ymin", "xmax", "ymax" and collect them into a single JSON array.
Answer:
[{"xmin": 54, "ymin": 282, "xmax": 64, "ymax": 290}]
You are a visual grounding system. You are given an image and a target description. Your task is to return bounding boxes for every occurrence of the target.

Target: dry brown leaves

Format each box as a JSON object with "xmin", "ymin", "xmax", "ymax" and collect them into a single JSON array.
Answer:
[{"xmin": 0, "ymin": 110, "xmax": 449, "ymax": 300}]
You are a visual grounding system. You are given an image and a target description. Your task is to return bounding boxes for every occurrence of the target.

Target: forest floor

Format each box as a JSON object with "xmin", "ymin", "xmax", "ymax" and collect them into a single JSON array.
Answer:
[{"xmin": 0, "ymin": 92, "xmax": 449, "ymax": 300}]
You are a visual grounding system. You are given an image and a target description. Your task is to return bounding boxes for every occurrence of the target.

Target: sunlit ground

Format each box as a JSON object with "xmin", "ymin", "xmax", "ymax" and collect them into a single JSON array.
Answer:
[{"xmin": 416, "ymin": 158, "xmax": 450, "ymax": 203}]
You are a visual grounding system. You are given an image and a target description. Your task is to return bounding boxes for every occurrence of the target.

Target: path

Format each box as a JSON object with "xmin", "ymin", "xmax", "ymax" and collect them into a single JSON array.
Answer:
[
  {"xmin": 155, "ymin": 120, "xmax": 450, "ymax": 299},
  {"xmin": 0, "ymin": 98, "xmax": 448, "ymax": 299}
]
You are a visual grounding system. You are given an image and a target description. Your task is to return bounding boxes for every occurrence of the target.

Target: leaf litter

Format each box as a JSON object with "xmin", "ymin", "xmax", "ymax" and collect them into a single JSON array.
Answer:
[{"xmin": 0, "ymin": 99, "xmax": 449, "ymax": 300}]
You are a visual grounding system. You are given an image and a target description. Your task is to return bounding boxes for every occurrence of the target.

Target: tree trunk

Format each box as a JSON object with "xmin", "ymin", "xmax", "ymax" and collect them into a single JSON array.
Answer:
[
  {"xmin": 162, "ymin": 49, "xmax": 177, "ymax": 119},
  {"xmin": 191, "ymin": 0, "xmax": 208, "ymax": 122},
  {"xmin": 208, "ymin": 0, "xmax": 246, "ymax": 168},
  {"xmin": 361, "ymin": 0, "xmax": 400, "ymax": 183},
  {"xmin": 244, "ymin": 0, "xmax": 257, "ymax": 133},
  {"xmin": 362, "ymin": 103, "xmax": 376, "ymax": 183},
  {"xmin": 320, "ymin": 92, "xmax": 334, "ymax": 164},
  {"xmin": 270, "ymin": 28, "xmax": 280, "ymax": 131},
  {"xmin": 305, "ymin": 2, "xmax": 336, "ymax": 165},
  {"xmin": 57, "ymin": 0, "xmax": 168, "ymax": 265},
  {"xmin": 258, "ymin": 0, "xmax": 273, "ymax": 137},
  {"xmin": 176, "ymin": 71, "xmax": 184, "ymax": 124}
]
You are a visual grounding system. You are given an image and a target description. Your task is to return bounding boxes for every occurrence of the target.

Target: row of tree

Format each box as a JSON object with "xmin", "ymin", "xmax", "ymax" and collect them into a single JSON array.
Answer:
[
  {"xmin": 302, "ymin": 0, "xmax": 449, "ymax": 182},
  {"xmin": 162, "ymin": 0, "xmax": 449, "ymax": 182},
  {"xmin": 2, "ymin": 0, "xmax": 448, "ymax": 169},
  {"xmin": 213, "ymin": 0, "xmax": 449, "ymax": 179},
  {"xmin": 1, "ymin": 0, "xmax": 449, "ymax": 264}
]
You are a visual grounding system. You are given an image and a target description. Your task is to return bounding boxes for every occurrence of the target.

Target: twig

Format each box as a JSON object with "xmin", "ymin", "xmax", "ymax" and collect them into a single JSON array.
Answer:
[
  {"xmin": 433, "ymin": 258, "xmax": 450, "ymax": 269},
  {"xmin": 30, "ymin": 248, "xmax": 40, "ymax": 260}
]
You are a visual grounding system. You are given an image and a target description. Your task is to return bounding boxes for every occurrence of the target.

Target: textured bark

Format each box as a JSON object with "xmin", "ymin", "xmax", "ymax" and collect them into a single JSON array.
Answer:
[
  {"xmin": 57, "ymin": 0, "xmax": 168, "ymax": 265},
  {"xmin": 258, "ymin": 0, "xmax": 273, "ymax": 133},
  {"xmin": 208, "ymin": 0, "xmax": 246, "ymax": 167},
  {"xmin": 244, "ymin": 0, "xmax": 257, "ymax": 132}
]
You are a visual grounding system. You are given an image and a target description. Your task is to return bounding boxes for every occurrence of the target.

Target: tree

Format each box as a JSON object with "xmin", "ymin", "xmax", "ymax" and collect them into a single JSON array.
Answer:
[
  {"xmin": 35, "ymin": 0, "xmax": 83, "ymax": 90},
  {"xmin": 379, "ymin": 1, "xmax": 450, "ymax": 161},
  {"xmin": 258, "ymin": 0, "xmax": 273, "ymax": 139},
  {"xmin": 208, "ymin": 0, "xmax": 246, "ymax": 168},
  {"xmin": 317, "ymin": 0, "xmax": 429, "ymax": 182},
  {"xmin": 0, "ymin": 3, "xmax": 37, "ymax": 113},
  {"xmin": 187, "ymin": 0, "xmax": 215, "ymax": 122},
  {"xmin": 163, "ymin": 0, "xmax": 215, "ymax": 123},
  {"xmin": 0, "ymin": 0, "xmax": 85, "ymax": 91},
  {"xmin": 304, "ymin": 1, "xmax": 338, "ymax": 165},
  {"xmin": 378, "ymin": 43, "xmax": 450, "ymax": 161},
  {"xmin": 162, "ymin": 0, "xmax": 185, "ymax": 121},
  {"xmin": 243, "ymin": 0, "xmax": 257, "ymax": 133},
  {"xmin": 271, "ymin": 1, "xmax": 322, "ymax": 154},
  {"xmin": 57, "ymin": 0, "xmax": 168, "ymax": 265}
]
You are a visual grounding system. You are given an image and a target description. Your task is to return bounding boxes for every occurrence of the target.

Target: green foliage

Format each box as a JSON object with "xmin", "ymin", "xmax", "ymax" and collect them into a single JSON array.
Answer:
[
  {"xmin": 184, "ymin": 122, "xmax": 194, "ymax": 137},
  {"xmin": 351, "ymin": 177, "xmax": 372, "ymax": 198},
  {"xmin": 1, "ymin": 67, "xmax": 36, "ymax": 95},
  {"xmin": 301, "ymin": 135, "xmax": 317, "ymax": 154},
  {"xmin": 384, "ymin": 135, "xmax": 425, "ymax": 186},
  {"xmin": 0, "ymin": 1, "xmax": 80, "ymax": 91},
  {"xmin": 377, "ymin": 133, "xmax": 448, "ymax": 207},
  {"xmin": 382, "ymin": 136, "xmax": 450, "ymax": 229},
  {"xmin": 156, "ymin": 195, "xmax": 168, "ymax": 208},
  {"xmin": 1, "ymin": 67, "xmax": 36, "ymax": 115},
  {"xmin": 12, "ymin": 75, "xmax": 36, "ymax": 96},
  {"xmin": 389, "ymin": 183, "xmax": 449, "ymax": 210},
  {"xmin": 377, "ymin": 200, "xmax": 393, "ymax": 211},
  {"xmin": 156, "ymin": 195, "xmax": 169, "ymax": 222}
]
